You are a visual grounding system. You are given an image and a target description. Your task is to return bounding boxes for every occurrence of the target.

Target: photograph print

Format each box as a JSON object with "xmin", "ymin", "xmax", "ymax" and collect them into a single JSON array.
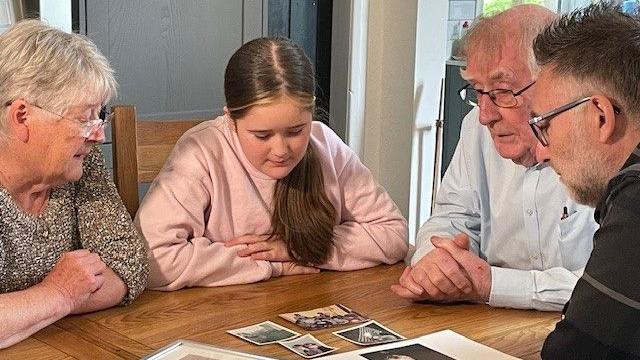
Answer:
[
  {"xmin": 279, "ymin": 304, "xmax": 369, "ymax": 330},
  {"xmin": 359, "ymin": 344, "xmax": 455, "ymax": 360},
  {"xmin": 279, "ymin": 334, "xmax": 337, "ymax": 358},
  {"xmin": 333, "ymin": 321, "xmax": 405, "ymax": 346},
  {"xmin": 227, "ymin": 321, "xmax": 300, "ymax": 345}
]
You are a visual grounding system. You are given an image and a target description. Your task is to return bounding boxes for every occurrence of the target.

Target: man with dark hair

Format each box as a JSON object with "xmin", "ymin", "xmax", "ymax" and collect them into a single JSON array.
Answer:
[{"xmin": 531, "ymin": 3, "xmax": 640, "ymax": 358}]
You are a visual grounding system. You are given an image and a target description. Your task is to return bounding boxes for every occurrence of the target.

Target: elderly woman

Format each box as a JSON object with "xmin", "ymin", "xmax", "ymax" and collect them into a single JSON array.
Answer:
[{"xmin": 0, "ymin": 21, "xmax": 148, "ymax": 348}]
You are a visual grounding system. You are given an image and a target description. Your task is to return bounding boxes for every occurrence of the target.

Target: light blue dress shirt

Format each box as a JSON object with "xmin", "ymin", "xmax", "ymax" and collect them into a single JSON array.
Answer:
[{"xmin": 411, "ymin": 108, "xmax": 598, "ymax": 311}]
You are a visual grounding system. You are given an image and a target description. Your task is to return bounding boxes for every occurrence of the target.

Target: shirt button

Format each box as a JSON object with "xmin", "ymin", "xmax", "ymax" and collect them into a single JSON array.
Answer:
[{"xmin": 526, "ymin": 209, "xmax": 533, "ymax": 216}]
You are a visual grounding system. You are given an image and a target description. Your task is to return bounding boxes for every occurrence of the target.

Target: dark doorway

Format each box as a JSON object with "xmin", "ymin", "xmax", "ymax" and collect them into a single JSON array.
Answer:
[{"xmin": 268, "ymin": 0, "xmax": 333, "ymax": 122}]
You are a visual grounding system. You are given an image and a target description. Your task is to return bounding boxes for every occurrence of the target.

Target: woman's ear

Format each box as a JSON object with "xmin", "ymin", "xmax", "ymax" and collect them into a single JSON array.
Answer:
[
  {"xmin": 223, "ymin": 106, "xmax": 229, "ymax": 116},
  {"xmin": 591, "ymin": 96, "xmax": 618, "ymax": 144},
  {"xmin": 7, "ymin": 99, "xmax": 30, "ymax": 142}
]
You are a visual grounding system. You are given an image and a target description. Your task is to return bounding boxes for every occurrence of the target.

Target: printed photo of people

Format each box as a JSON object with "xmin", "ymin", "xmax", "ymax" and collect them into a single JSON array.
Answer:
[
  {"xmin": 227, "ymin": 321, "xmax": 299, "ymax": 345},
  {"xmin": 279, "ymin": 304, "xmax": 369, "ymax": 330},
  {"xmin": 279, "ymin": 334, "xmax": 337, "ymax": 358},
  {"xmin": 360, "ymin": 344, "xmax": 454, "ymax": 360}
]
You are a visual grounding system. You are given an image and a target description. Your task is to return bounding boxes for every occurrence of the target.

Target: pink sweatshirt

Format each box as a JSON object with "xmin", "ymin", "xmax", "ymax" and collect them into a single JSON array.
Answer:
[{"xmin": 135, "ymin": 115, "xmax": 408, "ymax": 291}]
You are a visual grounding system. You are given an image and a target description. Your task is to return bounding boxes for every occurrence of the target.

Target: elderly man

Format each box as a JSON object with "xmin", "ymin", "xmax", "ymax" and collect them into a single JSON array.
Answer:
[
  {"xmin": 530, "ymin": 3, "xmax": 640, "ymax": 358},
  {"xmin": 392, "ymin": 5, "xmax": 598, "ymax": 311}
]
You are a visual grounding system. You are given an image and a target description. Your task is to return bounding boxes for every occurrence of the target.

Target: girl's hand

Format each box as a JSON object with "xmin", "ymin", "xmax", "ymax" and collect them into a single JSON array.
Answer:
[
  {"xmin": 226, "ymin": 234, "xmax": 292, "ymax": 262},
  {"xmin": 281, "ymin": 262, "xmax": 320, "ymax": 276}
]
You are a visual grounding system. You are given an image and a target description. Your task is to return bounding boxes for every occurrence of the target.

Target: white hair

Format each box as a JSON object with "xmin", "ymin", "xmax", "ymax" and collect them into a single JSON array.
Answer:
[
  {"xmin": 0, "ymin": 20, "xmax": 117, "ymax": 136},
  {"xmin": 461, "ymin": 5, "xmax": 556, "ymax": 77}
]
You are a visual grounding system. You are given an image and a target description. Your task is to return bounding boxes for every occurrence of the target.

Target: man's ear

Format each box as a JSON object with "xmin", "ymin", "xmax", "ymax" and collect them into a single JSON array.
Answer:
[
  {"xmin": 6, "ymin": 99, "xmax": 30, "ymax": 142},
  {"xmin": 590, "ymin": 95, "xmax": 618, "ymax": 144}
]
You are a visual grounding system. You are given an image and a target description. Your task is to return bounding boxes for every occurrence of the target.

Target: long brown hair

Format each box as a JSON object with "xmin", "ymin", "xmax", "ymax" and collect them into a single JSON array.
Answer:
[{"xmin": 224, "ymin": 37, "xmax": 336, "ymax": 265}]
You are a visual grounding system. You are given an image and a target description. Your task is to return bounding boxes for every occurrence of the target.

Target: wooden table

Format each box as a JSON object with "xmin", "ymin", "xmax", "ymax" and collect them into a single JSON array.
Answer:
[{"xmin": 0, "ymin": 264, "xmax": 559, "ymax": 359}]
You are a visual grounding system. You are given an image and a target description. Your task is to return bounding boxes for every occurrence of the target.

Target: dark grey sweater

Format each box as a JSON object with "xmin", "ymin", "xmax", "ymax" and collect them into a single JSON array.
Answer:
[{"xmin": 542, "ymin": 145, "xmax": 640, "ymax": 359}]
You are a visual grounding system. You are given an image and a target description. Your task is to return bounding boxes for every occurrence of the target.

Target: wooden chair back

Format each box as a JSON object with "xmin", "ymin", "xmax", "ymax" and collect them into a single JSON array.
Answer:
[{"xmin": 111, "ymin": 105, "xmax": 204, "ymax": 217}]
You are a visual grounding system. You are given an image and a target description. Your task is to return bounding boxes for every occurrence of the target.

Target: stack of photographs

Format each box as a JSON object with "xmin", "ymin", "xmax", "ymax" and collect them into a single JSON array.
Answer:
[
  {"xmin": 153, "ymin": 304, "xmax": 417, "ymax": 359},
  {"xmin": 227, "ymin": 321, "xmax": 337, "ymax": 358}
]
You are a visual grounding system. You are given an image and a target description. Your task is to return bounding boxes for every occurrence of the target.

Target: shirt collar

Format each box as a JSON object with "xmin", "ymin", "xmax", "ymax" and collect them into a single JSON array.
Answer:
[
  {"xmin": 617, "ymin": 143, "xmax": 640, "ymax": 173},
  {"xmin": 594, "ymin": 142, "xmax": 640, "ymax": 223}
]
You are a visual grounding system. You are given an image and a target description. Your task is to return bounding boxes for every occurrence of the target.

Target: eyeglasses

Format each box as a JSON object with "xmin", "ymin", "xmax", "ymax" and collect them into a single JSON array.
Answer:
[
  {"xmin": 459, "ymin": 81, "xmax": 536, "ymax": 108},
  {"xmin": 528, "ymin": 97, "xmax": 622, "ymax": 147},
  {"xmin": 4, "ymin": 101, "xmax": 111, "ymax": 138}
]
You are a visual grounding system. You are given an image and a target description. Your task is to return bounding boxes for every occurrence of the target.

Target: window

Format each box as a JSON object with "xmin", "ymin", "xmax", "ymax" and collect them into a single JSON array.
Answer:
[
  {"xmin": 482, "ymin": 0, "xmax": 552, "ymax": 16},
  {"xmin": 561, "ymin": 0, "xmax": 637, "ymax": 13},
  {"xmin": 482, "ymin": 0, "xmax": 633, "ymax": 17},
  {"xmin": 478, "ymin": 0, "xmax": 565, "ymax": 16}
]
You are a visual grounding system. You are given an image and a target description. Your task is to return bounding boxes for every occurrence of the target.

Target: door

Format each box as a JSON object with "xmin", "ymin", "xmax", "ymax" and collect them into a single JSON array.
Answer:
[{"xmin": 83, "ymin": 0, "xmax": 265, "ymax": 184}]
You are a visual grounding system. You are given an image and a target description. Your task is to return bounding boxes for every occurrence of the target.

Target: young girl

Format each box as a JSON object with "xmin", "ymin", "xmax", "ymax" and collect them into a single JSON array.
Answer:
[{"xmin": 135, "ymin": 37, "xmax": 408, "ymax": 290}]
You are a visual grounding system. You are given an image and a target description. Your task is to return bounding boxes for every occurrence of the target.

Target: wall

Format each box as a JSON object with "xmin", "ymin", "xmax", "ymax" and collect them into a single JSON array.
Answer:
[
  {"xmin": 354, "ymin": 0, "xmax": 449, "ymax": 244},
  {"xmin": 408, "ymin": 0, "xmax": 448, "ymax": 243},
  {"xmin": 360, "ymin": 0, "xmax": 418, "ymax": 219},
  {"xmin": 84, "ymin": 0, "xmax": 264, "ymax": 195},
  {"xmin": 331, "ymin": 0, "xmax": 369, "ymax": 159}
]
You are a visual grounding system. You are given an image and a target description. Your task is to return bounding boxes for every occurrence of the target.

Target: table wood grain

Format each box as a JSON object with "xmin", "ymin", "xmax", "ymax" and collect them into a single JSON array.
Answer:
[{"xmin": 0, "ymin": 264, "xmax": 559, "ymax": 359}]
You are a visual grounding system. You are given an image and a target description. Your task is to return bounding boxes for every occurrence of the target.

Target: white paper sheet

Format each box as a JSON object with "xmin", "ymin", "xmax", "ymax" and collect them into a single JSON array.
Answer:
[{"xmin": 324, "ymin": 330, "xmax": 519, "ymax": 360}]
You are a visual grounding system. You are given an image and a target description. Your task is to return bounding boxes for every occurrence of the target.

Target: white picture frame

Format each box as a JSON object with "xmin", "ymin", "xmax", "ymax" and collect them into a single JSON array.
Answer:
[{"xmin": 142, "ymin": 339, "xmax": 277, "ymax": 360}]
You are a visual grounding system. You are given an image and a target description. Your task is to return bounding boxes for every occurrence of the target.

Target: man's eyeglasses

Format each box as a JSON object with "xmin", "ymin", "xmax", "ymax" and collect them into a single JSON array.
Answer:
[
  {"xmin": 459, "ymin": 81, "xmax": 536, "ymax": 108},
  {"xmin": 528, "ymin": 97, "xmax": 622, "ymax": 147},
  {"xmin": 4, "ymin": 101, "xmax": 111, "ymax": 138}
]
